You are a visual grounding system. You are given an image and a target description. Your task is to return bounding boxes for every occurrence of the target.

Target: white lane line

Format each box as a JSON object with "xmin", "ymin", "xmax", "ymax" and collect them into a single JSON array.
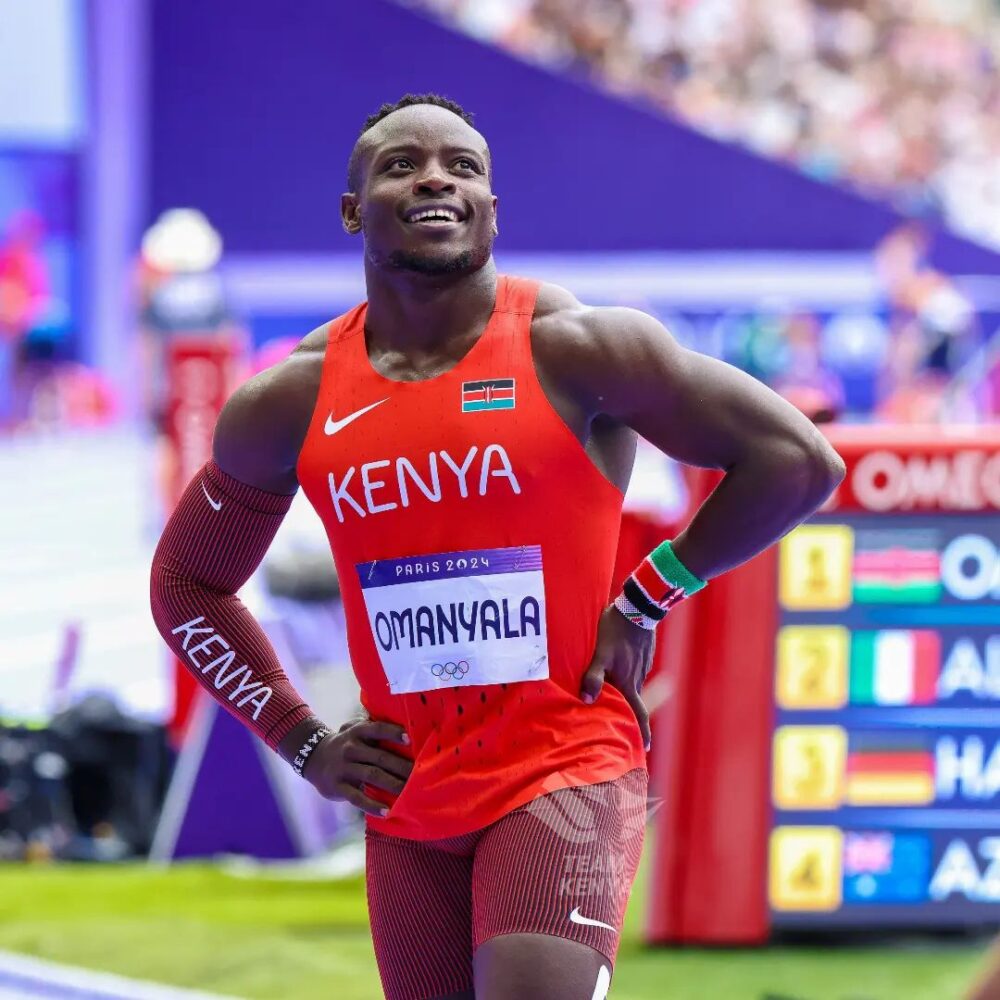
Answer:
[{"xmin": 0, "ymin": 951, "xmax": 240, "ymax": 1000}]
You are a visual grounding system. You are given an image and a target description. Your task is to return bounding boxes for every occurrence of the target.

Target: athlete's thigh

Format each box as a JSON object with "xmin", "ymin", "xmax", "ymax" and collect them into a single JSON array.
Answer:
[
  {"xmin": 365, "ymin": 828, "xmax": 476, "ymax": 1000},
  {"xmin": 475, "ymin": 932, "xmax": 611, "ymax": 1000},
  {"xmin": 470, "ymin": 768, "xmax": 648, "ymax": 999}
]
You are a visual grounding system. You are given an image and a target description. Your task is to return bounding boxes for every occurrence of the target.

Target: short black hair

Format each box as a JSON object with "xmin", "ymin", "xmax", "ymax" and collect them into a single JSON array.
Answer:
[{"xmin": 347, "ymin": 93, "xmax": 476, "ymax": 191}]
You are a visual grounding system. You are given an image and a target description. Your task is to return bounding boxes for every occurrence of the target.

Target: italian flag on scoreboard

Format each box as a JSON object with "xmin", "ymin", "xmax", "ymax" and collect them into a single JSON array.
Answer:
[
  {"xmin": 852, "ymin": 529, "xmax": 941, "ymax": 604},
  {"xmin": 849, "ymin": 630, "xmax": 941, "ymax": 706}
]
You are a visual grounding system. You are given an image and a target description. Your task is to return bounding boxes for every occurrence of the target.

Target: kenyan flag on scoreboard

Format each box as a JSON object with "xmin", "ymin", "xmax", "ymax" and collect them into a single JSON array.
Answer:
[
  {"xmin": 849, "ymin": 630, "xmax": 941, "ymax": 706},
  {"xmin": 852, "ymin": 528, "xmax": 942, "ymax": 604},
  {"xmin": 462, "ymin": 379, "xmax": 515, "ymax": 412},
  {"xmin": 845, "ymin": 731, "xmax": 935, "ymax": 807}
]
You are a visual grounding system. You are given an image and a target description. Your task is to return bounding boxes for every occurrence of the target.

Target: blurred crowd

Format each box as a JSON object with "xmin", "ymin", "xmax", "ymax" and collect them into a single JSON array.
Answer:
[
  {"xmin": 0, "ymin": 210, "xmax": 114, "ymax": 433},
  {"xmin": 719, "ymin": 222, "xmax": 989, "ymax": 423},
  {"xmin": 407, "ymin": 0, "xmax": 1000, "ymax": 250}
]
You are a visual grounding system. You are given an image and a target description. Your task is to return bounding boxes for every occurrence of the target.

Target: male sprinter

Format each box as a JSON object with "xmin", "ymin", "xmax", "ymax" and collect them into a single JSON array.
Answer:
[{"xmin": 150, "ymin": 94, "xmax": 845, "ymax": 999}]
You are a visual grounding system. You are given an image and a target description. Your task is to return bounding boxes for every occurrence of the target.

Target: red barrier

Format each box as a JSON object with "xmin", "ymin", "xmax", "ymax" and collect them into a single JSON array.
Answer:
[
  {"xmin": 163, "ymin": 329, "xmax": 247, "ymax": 743},
  {"xmin": 646, "ymin": 464, "xmax": 777, "ymax": 944}
]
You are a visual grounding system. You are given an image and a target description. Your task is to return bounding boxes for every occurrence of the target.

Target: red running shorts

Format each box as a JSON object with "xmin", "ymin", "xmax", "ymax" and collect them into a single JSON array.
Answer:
[{"xmin": 365, "ymin": 767, "xmax": 648, "ymax": 1000}]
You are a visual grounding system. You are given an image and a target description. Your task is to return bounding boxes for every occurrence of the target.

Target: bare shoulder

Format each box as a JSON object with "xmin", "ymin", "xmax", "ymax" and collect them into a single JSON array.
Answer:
[
  {"xmin": 529, "ymin": 282, "xmax": 587, "ymax": 372},
  {"xmin": 532, "ymin": 280, "xmax": 584, "ymax": 322},
  {"xmin": 533, "ymin": 282, "xmax": 672, "ymax": 353},
  {"xmin": 212, "ymin": 324, "xmax": 329, "ymax": 493},
  {"xmin": 531, "ymin": 282, "xmax": 682, "ymax": 412},
  {"xmin": 533, "ymin": 280, "xmax": 836, "ymax": 473}
]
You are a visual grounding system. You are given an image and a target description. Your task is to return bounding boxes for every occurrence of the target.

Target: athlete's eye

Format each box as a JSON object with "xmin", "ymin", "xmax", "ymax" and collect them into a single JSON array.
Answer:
[
  {"xmin": 455, "ymin": 158, "xmax": 479, "ymax": 172},
  {"xmin": 387, "ymin": 157, "xmax": 413, "ymax": 170}
]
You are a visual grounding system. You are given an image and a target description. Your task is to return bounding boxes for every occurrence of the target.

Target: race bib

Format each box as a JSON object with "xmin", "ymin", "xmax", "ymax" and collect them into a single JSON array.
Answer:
[{"xmin": 357, "ymin": 545, "xmax": 549, "ymax": 694}]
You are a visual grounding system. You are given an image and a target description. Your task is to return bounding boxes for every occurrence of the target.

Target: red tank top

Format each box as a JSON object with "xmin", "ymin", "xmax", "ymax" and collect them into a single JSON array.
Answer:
[{"xmin": 296, "ymin": 275, "xmax": 646, "ymax": 839}]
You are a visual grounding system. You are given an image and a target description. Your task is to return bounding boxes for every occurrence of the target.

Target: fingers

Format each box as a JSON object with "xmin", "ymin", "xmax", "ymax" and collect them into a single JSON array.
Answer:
[
  {"xmin": 625, "ymin": 689, "xmax": 652, "ymax": 752},
  {"xmin": 335, "ymin": 781, "xmax": 390, "ymax": 818},
  {"xmin": 644, "ymin": 634, "xmax": 657, "ymax": 683},
  {"xmin": 346, "ymin": 743, "xmax": 414, "ymax": 781},
  {"xmin": 357, "ymin": 720, "xmax": 409, "ymax": 746},
  {"xmin": 581, "ymin": 655, "xmax": 609, "ymax": 704},
  {"xmin": 372, "ymin": 747, "xmax": 414, "ymax": 781},
  {"xmin": 638, "ymin": 647, "xmax": 655, "ymax": 691},
  {"xmin": 348, "ymin": 721, "xmax": 413, "ymax": 780},
  {"xmin": 305, "ymin": 719, "xmax": 411, "ymax": 817},
  {"xmin": 344, "ymin": 761, "xmax": 407, "ymax": 796}
]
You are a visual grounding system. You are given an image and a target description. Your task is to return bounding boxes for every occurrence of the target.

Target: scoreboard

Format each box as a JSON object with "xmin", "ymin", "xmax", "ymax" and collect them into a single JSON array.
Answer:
[
  {"xmin": 647, "ymin": 426, "xmax": 1000, "ymax": 943},
  {"xmin": 769, "ymin": 429, "xmax": 1000, "ymax": 927},
  {"xmin": 771, "ymin": 511, "xmax": 999, "ymax": 926}
]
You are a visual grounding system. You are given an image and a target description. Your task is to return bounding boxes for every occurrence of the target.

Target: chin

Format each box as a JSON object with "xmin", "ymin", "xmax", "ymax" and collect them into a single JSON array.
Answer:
[{"xmin": 383, "ymin": 242, "xmax": 492, "ymax": 277}]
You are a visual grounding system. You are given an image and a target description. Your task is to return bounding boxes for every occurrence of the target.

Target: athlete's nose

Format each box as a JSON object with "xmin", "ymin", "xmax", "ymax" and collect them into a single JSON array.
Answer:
[{"xmin": 413, "ymin": 170, "xmax": 455, "ymax": 195}]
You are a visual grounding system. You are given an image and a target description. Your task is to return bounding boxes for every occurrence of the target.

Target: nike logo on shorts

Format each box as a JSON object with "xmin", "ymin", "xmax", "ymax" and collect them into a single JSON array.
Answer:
[
  {"xmin": 201, "ymin": 482, "xmax": 222, "ymax": 511},
  {"xmin": 324, "ymin": 398, "xmax": 389, "ymax": 436},
  {"xmin": 568, "ymin": 907, "xmax": 616, "ymax": 932}
]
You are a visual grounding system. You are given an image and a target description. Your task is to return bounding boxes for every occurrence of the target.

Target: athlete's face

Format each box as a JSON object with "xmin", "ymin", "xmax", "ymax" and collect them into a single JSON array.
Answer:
[{"xmin": 343, "ymin": 106, "xmax": 497, "ymax": 277}]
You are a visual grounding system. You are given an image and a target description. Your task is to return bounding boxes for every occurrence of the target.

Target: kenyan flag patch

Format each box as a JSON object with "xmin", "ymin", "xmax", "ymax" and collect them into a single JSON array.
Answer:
[{"xmin": 461, "ymin": 378, "xmax": 515, "ymax": 412}]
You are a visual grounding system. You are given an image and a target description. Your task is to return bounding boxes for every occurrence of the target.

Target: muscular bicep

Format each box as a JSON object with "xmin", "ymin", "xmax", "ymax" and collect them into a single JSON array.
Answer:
[
  {"xmin": 213, "ymin": 350, "xmax": 320, "ymax": 494},
  {"xmin": 577, "ymin": 308, "xmax": 830, "ymax": 471}
]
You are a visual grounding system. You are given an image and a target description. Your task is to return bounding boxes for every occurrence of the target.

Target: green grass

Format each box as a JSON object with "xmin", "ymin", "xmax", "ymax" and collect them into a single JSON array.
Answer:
[{"xmin": 0, "ymin": 847, "xmax": 990, "ymax": 999}]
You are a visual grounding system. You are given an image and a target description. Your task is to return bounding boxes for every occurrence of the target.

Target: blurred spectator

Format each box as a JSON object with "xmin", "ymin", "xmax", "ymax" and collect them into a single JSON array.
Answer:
[
  {"xmin": 407, "ymin": 0, "xmax": 1000, "ymax": 249},
  {"xmin": 0, "ymin": 210, "xmax": 48, "ymax": 337},
  {"xmin": 135, "ymin": 208, "xmax": 230, "ymax": 432},
  {"xmin": 771, "ymin": 311, "xmax": 845, "ymax": 422},
  {"xmin": 134, "ymin": 208, "xmax": 238, "ymax": 516},
  {"xmin": 871, "ymin": 221, "xmax": 985, "ymax": 420},
  {"xmin": 875, "ymin": 222, "xmax": 977, "ymax": 375},
  {"xmin": 0, "ymin": 210, "xmax": 50, "ymax": 428},
  {"xmin": 876, "ymin": 317, "xmax": 950, "ymax": 422}
]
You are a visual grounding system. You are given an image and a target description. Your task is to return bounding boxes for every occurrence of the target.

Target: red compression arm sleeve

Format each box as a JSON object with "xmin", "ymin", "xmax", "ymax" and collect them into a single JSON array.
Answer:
[{"xmin": 150, "ymin": 461, "xmax": 315, "ymax": 749}]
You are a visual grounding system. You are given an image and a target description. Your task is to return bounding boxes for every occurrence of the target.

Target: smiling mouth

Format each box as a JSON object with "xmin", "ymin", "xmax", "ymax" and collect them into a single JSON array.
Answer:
[{"xmin": 404, "ymin": 206, "xmax": 465, "ymax": 226}]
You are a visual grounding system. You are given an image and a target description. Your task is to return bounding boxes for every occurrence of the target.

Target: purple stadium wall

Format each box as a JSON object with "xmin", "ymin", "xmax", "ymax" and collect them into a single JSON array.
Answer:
[{"xmin": 150, "ymin": 0, "xmax": 999, "ymax": 273}]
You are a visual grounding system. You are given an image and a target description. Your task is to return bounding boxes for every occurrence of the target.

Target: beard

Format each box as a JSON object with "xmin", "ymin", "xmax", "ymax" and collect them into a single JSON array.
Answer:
[{"xmin": 369, "ymin": 237, "xmax": 494, "ymax": 278}]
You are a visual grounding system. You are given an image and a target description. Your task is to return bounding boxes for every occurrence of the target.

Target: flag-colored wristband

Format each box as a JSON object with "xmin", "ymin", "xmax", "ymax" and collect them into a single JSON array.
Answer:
[
  {"xmin": 648, "ymin": 540, "xmax": 707, "ymax": 597},
  {"xmin": 614, "ymin": 591, "xmax": 661, "ymax": 631},
  {"xmin": 613, "ymin": 540, "xmax": 707, "ymax": 630}
]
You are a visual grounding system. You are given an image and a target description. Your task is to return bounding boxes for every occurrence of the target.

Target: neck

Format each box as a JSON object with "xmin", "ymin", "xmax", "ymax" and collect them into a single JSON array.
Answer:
[{"xmin": 363, "ymin": 257, "xmax": 498, "ymax": 353}]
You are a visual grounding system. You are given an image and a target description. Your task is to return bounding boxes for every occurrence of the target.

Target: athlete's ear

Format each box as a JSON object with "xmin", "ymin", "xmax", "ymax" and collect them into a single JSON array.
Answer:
[
  {"xmin": 341, "ymin": 193, "xmax": 362, "ymax": 235},
  {"xmin": 491, "ymin": 195, "xmax": 499, "ymax": 238}
]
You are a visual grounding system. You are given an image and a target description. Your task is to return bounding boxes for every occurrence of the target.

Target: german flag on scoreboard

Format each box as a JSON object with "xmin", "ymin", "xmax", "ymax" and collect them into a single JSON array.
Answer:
[
  {"xmin": 462, "ymin": 379, "xmax": 515, "ymax": 412},
  {"xmin": 845, "ymin": 731, "xmax": 935, "ymax": 806}
]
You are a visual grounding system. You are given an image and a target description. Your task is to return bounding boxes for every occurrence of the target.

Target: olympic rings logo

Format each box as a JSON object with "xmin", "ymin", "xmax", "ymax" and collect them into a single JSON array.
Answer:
[{"xmin": 431, "ymin": 660, "xmax": 470, "ymax": 680}]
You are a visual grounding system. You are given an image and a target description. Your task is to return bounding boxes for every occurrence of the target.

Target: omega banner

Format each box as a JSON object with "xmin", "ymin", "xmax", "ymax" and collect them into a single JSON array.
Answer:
[
  {"xmin": 647, "ymin": 425, "xmax": 1000, "ymax": 944},
  {"xmin": 164, "ymin": 330, "xmax": 248, "ymax": 741},
  {"xmin": 822, "ymin": 427, "xmax": 1000, "ymax": 515}
]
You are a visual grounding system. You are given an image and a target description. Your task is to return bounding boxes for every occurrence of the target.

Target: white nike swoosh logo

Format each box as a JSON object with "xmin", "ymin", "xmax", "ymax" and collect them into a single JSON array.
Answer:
[
  {"xmin": 568, "ymin": 907, "xmax": 616, "ymax": 932},
  {"xmin": 201, "ymin": 482, "xmax": 222, "ymax": 511},
  {"xmin": 324, "ymin": 398, "xmax": 389, "ymax": 436}
]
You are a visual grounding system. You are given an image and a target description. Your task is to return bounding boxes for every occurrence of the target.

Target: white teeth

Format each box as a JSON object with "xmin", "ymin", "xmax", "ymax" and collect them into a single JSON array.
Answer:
[{"xmin": 410, "ymin": 209, "xmax": 459, "ymax": 223}]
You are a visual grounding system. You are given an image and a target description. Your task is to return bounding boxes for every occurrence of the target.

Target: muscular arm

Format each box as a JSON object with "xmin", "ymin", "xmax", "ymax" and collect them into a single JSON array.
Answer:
[
  {"xmin": 149, "ymin": 346, "xmax": 328, "ymax": 760},
  {"xmin": 545, "ymin": 298, "xmax": 846, "ymax": 580}
]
